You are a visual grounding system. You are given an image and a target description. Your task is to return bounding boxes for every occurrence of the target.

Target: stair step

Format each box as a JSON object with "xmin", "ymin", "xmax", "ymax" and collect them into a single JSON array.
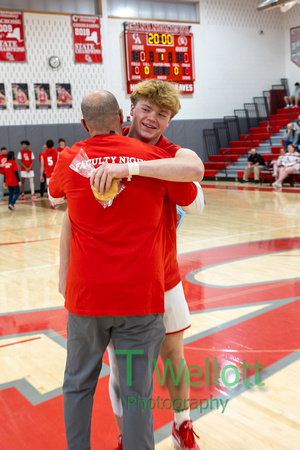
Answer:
[
  {"xmin": 205, "ymin": 91, "xmax": 294, "ymax": 181},
  {"xmin": 241, "ymin": 132, "xmax": 269, "ymax": 141},
  {"xmin": 277, "ymin": 106, "xmax": 300, "ymax": 114},
  {"xmin": 209, "ymin": 154, "xmax": 240, "ymax": 162},
  {"xmin": 204, "ymin": 162, "xmax": 231, "ymax": 169},
  {"xmin": 204, "ymin": 169, "xmax": 219, "ymax": 177}
]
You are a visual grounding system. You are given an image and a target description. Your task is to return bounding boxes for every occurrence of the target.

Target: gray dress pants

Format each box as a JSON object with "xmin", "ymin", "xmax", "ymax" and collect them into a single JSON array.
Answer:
[{"xmin": 63, "ymin": 312, "xmax": 165, "ymax": 450}]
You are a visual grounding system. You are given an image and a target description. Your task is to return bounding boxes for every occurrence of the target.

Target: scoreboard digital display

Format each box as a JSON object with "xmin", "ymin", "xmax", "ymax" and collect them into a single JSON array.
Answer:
[{"xmin": 124, "ymin": 22, "xmax": 195, "ymax": 94}]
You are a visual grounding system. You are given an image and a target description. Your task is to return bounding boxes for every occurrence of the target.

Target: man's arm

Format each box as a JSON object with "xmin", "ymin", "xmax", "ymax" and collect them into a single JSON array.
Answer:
[
  {"xmin": 90, "ymin": 148, "xmax": 204, "ymax": 195},
  {"xmin": 59, "ymin": 210, "xmax": 71, "ymax": 298}
]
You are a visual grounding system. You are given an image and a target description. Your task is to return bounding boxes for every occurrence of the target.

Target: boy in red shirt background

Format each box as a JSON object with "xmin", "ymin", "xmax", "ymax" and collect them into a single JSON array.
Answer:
[
  {"xmin": 0, "ymin": 146, "xmax": 7, "ymax": 201},
  {"xmin": 17, "ymin": 140, "xmax": 37, "ymax": 201},
  {"xmin": 40, "ymin": 139, "xmax": 59, "ymax": 209},
  {"xmin": 4, "ymin": 151, "xmax": 21, "ymax": 211},
  {"xmin": 57, "ymin": 138, "xmax": 66, "ymax": 153}
]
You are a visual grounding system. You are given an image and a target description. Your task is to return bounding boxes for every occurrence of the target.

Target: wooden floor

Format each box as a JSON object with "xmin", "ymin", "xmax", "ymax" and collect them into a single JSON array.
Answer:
[{"xmin": 0, "ymin": 181, "xmax": 300, "ymax": 449}]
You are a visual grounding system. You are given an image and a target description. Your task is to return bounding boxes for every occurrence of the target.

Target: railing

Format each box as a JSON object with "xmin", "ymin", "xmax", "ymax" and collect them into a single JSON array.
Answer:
[
  {"xmin": 267, "ymin": 119, "xmax": 282, "ymax": 144},
  {"xmin": 203, "ymin": 79, "xmax": 290, "ymax": 178},
  {"xmin": 244, "ymin": 134, "xmax": 257, "ymax": 155}
]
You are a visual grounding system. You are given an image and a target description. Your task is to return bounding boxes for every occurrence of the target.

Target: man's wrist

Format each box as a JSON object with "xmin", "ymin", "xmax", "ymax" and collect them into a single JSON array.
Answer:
[{"xmin": 127, "ymin": 162, "xmax": 140, "ymax": 180}]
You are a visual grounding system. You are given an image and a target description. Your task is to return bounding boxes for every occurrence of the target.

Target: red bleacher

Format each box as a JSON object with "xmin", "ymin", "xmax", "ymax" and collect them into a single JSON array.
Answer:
[{"xmin": 203, "ymin": 105, "xmax": 300, "ymax": 178}]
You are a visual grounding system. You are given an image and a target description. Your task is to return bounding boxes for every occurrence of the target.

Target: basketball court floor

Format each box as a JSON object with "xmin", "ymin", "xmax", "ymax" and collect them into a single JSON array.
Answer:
[{"xmin": 0, "ymin": 181, "xmax": 299, "ymax": 449}]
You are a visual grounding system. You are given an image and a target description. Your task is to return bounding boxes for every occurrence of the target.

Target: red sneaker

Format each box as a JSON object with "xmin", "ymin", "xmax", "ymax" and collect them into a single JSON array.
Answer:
[
  {"xmin": 172, "ymin": 420, "xmax": 201, "ymax": 449},
  {"xmin": 115, "ymin": 434, "xmax": 122, "ymax": 450},
  {"xmin": 31, "ymin": 193, "xmax": 37, "ymax": 200},
  {"xmin": 21, "ymin": 193, "xmax": 25, "ymax": 201}
]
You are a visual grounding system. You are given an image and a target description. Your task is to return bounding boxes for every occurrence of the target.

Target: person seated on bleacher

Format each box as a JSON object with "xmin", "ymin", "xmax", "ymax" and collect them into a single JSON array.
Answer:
[
  {"xmin": 284, "ymin": 82, "xmax": 300, "ymax": 108},
  {"xmin": 272, "ymin": 147, "xmax": 286, "ymax": 179},
  {"xmin": 241, "ymin": 148, "xmax": 265, "ymax": 184},
  {"xmin": 292, "ymin": 114, "xmax": 300, "ymax": 149},
  {"xmin": 272, "ymin": 144, "xmax": 300, "ymax": 189},
  {"xmin": 283, "ymin": 123, "xmax": 297, "ymax": 149}
]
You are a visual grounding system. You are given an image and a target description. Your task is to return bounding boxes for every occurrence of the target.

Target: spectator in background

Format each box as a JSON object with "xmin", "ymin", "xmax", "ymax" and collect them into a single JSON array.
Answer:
[
  {"xmin": 283, "ymin": 123, "xmax": 296, "ymax": 149},
  {"xmin": 272, "ymin": 147, "xmax": 286, "ymax": 179},
  {"xmin": 272, "ymin": 144, "xmax": 300, "ymax": 188},
  {"xmin": 57, "ymin": 138, "xmax": 66, "ymax": 153},
  {"xmin": 284, "ymin": 82, "xmax": 300, "ymax": 108},
  {"xmin": 292, "ymin": 114, "xmax": 300, "ymax": 149},
  {"xmin": 17, "ymin": 140, "xmax": 37, "ymax": 201},
  {"xmin": 0, "ymin": 146, "xmax": 7, "ymax": 201},
  {"xmin": 4, "ymin": 151, "xmax": 21, "ymax": 211},
  {"xmin": 241, "ymin": 148, "xmax": 265, "ymax": 184},
  {"xmin": 39, "ymin": 144, "xmax": 47, "ymax": 197}
]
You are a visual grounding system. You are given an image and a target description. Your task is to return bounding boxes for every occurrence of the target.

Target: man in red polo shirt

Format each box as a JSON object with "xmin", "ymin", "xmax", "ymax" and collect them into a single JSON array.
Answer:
[{"xmin": 49, "ymin": 90, "xmax": 198, "ymax": 450}]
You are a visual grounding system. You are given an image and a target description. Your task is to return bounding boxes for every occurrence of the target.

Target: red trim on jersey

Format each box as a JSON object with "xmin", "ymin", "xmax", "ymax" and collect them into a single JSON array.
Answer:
[{"xmin": 165, "ymin": 324, "xmax": 191, "ymax": 336}]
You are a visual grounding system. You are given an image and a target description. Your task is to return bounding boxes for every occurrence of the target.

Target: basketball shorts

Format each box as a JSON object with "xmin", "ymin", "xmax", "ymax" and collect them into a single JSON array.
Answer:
[
  {"xmin": 164, "ymin": 281, "xmax": 191, "ymax": 334},
  {"xmin": 20, "ymin": 170, "xmax": 34, "ymax": 178}
]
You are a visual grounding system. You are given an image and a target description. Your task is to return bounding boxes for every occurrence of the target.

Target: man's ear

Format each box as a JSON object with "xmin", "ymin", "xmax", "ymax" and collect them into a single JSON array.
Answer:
[
  {"xmin": 130, "ymin": 103, "xmax": 134, "ymax": 116},
  {"xmin": 119, "ymin": 108, "xmax": 124, "ymax": 124},
  {"xmin": 81, "ymin": 118, "xmax": 89, "ymax": 133}
]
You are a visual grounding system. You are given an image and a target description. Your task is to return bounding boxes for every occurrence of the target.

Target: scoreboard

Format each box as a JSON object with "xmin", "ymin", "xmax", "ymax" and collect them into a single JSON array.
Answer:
[{"xmin": 124, "ymin": 22, "xmax": 195, "ymax": 94}]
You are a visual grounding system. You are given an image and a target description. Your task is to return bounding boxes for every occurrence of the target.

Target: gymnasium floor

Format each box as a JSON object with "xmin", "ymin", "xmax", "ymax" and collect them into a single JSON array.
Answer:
[{"xmin": 0, "ymin": 181, "xmax": 299, "ymax": 449}]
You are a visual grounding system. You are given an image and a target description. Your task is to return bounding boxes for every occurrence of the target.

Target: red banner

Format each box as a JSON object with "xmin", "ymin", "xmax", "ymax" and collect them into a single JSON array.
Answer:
[
  {"xmin": 72, "ymin": 14, "xmax": 102, "ymax": 63},
  {"xmin": 0, "ymin": 10, "xmax": 26, "ymax": 62}
]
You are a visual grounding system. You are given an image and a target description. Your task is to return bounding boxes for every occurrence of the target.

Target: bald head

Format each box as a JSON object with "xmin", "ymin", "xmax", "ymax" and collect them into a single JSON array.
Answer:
[{"xmin": 81, "ymin": 90, "xmax": 121, "ymax": 133}]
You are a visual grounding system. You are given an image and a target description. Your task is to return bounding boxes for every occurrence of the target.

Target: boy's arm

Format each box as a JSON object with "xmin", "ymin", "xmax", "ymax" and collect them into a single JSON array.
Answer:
[
  {"xmin": 138, "ymin": 148, "xmax": 204, "ymax": 181},
  {"xmin": 90, "ymin": 148, "xmax": 204, "ymax": 195},
  {"xmin": 18, "ymin": 158, "xmax": 27, "ymax": 170},
  {"xmin": 59, "ymin": 210, "xmax": 71, "ymax": 298},
  {"xmin": 40, "ymin": 156, "xmax": 45, "ymax": 181}
]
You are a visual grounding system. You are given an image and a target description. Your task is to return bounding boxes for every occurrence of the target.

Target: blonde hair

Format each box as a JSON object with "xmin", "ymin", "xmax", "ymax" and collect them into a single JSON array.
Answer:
[{"xmin": 130, "ymin": 79, "xmax": 181, "ymax": 118}]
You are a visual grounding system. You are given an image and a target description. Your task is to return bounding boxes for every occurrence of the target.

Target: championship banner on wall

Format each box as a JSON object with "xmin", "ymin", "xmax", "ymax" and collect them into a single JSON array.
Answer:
[
  {"xmin": 71, "ymin": 14, "xmax": 102, "ymax": 63},
  {"xmin": 0, "ymin": 10, "xmax": 26, "ymax": 62}
]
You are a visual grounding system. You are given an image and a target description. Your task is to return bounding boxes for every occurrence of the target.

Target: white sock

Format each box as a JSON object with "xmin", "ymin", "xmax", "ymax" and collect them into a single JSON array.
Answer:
[
  {"xmin": 174, "ymin": 409, "xmax": 190, "ymax": 428},
  {"xmin": 29, "ymin": 177, "xmax": 34, "ymax": 195}
]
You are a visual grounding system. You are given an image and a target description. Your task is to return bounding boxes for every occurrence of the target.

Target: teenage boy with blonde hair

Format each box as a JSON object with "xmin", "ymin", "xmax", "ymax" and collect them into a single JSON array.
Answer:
[{"xmin": 60, "ymin": 80, "xmax": 204, "ymax": 450}]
